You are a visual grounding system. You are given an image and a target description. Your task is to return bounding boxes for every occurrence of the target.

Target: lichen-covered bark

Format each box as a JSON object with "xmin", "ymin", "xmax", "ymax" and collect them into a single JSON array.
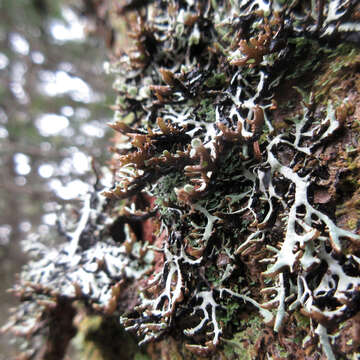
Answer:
[{"xmin": 4, "ymin": 1, "xmax": 360, "ymax": 359}]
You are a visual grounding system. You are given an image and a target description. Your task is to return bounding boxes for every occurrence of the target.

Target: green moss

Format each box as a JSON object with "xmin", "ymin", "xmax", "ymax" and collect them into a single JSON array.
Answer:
[
  {"xmin": 286, "ymin": 37, "xmax": 327, "ymax": 80},
  {"xmin": 217, "ymin": 300, "xmax": 241, "ymax": 327},
  {"xmin": 347, "ymin": 218, "xmax": 357, "ymax": 230},
  {"xmin": 134, "ymin": 354, "xmax": 151, "ymax": 360},
  {"xmin": 329, "ymin": 43, "xmax": 360, "ymax": 61},
  {"xmin": 223, "ymin": 340, "xmax": 252, "ymax": 360},
  {"xmin": 294, "ymin": 312, "xmax": 310, "ymax": 329},
  {"xmin": 205, "ymin": 265, "xmax": 221, "ymax": 284},
  {"xmin": 154, "ymin": 172, "xmax": 187, "ymax": 205},
  {"xmin": 114, "ymin": 110, "xmax": 135, "ymax": 124},
  {"xmin": 275, "ymin": 344, "xmax": 289, "ymax": 358},
  {"xmin": 198, "ymin": 98, "xmax": 216, "ymax": 123},
  {"xmin": 222, "ymin": 314, "xmax": 264, "ymax": 360},
  {"xmin": 314, "ymin": 43, "xmax": 360, "ymax": 103},
  {"xmin": 293, "ymin": 334, "xmax": 302, "ymax": 345}
]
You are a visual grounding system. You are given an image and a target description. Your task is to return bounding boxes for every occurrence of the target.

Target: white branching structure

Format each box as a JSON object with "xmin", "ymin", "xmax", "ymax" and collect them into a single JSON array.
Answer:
[
  {"xmin": 116, "ymin": 1, "xmax": 360, "ymax": 357},
  {"xmin": 109, "ymin": 1, "xmax": 360, "ymax": 358},
  {"xmin": 8, "ymin": 0, "xmax": 360, "ymax": 359}
]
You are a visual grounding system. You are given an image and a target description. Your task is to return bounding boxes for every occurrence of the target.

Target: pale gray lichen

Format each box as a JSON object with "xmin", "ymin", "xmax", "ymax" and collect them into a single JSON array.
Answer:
[
  {"xmin": 110, "ymin": 1, "xmax": 360, "ymax": 357},
  {"xmin": 6, "ymin": 0, "xmax": 360, "ymax": 359}
]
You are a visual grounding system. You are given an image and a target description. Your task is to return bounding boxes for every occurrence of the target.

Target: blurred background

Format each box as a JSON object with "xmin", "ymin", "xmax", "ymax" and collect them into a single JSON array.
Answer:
[{"xmin": 0, "ymin": 0, "xmax": 117, "ymax": 357}]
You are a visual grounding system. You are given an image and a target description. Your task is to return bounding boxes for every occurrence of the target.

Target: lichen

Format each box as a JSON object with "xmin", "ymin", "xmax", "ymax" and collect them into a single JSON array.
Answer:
[{"xmin": 4, "ymin": 1, "xmax": 360, "ymax": 359}]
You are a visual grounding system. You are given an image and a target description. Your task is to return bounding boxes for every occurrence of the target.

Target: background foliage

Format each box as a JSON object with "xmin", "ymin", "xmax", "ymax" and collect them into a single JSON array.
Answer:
[{"xmin": 0, "ymin": 0, "xmax": 113, "ymax": 357}]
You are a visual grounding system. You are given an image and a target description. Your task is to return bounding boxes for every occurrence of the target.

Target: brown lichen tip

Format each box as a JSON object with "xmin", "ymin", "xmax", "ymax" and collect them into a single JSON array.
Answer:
[{"xmin": 230, "ymin": 22, "xmax": 272, "ymax": 68}]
